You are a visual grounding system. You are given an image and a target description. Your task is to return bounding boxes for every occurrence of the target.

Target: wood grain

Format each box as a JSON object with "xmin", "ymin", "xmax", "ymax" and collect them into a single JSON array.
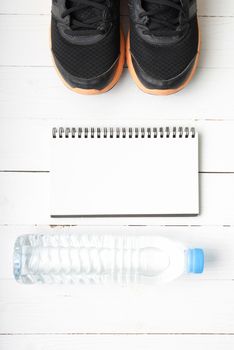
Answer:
[
  {"xmin": 1, "ymin": 335, "xmax": 234, "ymax": 350},
  {"xmin": 0, "ymin": 279, "xmax": 234, "ymax": 333},
  {"xmin": 0, "ymin": 67, "xmax": 234, "ymax": 120}
]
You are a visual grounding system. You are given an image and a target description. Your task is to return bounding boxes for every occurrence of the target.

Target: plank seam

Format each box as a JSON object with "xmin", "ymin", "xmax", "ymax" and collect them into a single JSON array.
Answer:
[{"xmin": 0, "ymin": 332, "xmax": 234, "ymax": 336}]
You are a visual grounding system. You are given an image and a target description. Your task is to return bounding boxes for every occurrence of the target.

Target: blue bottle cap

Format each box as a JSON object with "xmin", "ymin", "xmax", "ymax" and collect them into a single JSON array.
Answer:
[{"xmin": 187, "ymin": 248, "xmax": 204, "ymax": 274}]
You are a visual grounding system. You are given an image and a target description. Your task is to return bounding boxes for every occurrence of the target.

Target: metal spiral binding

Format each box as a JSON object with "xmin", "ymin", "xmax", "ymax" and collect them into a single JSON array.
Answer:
[{"xmin": 52, "ymin": 127, "xmax": 196, "ymax": 139}]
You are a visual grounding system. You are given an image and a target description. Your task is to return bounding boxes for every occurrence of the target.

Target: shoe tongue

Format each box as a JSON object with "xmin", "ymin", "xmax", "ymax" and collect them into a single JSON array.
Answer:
[
  {"xmin": 142, "ymin": 0, "xmax": 181, "ymax": 34},
  {"xmin": 67, "ymin": 0, "xmax": 104, "ymax": 35}
]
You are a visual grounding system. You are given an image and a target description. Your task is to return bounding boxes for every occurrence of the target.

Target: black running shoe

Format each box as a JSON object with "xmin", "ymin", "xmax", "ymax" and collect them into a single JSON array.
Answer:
[
  {"xmin": 51, "ymin": 0, "xmax": 124, "ymax": 94},
  {"xmin": 127, "ymin": 0, "xmax": 200, "ymax": 95}
]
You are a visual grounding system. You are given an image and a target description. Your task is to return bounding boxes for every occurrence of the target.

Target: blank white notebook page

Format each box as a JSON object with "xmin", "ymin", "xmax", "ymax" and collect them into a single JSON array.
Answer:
[{"xmin": 51, "ymin": 127, "xmax": 199, "ymax": 217}]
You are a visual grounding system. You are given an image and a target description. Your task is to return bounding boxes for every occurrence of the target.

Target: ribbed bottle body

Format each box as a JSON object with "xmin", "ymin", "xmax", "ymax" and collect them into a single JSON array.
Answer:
[
  {"xmin": 13, "ymin": 233, "xmax": 202, "ymax": 285},
  {"xmin": 14, "ymin": 234, "xmax": 161, "ymax": 284}
]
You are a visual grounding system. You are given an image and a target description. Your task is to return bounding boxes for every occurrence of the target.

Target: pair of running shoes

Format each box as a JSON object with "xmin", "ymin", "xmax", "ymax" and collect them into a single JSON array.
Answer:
[{"xmin": 51, "ymin": 0, "xmax": 200, "ymax": 95}]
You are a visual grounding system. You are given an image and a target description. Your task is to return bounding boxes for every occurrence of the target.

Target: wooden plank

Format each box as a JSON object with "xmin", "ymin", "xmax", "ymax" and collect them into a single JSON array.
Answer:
[
  {"xmin": 0, "ymin": 279, "xmax": 234, "ymax": 333},
  {"xmin": 0, "ymin": 66, "xmax": 233, "ymax": 120},
  {"xmin": 0, "ymin": 0, "xmax": 233, "ymax": 16},
  {"xmin": 0, "ymin": 173, "xmax": 234, "ymax": 225},
  {"xmin": 1, "ymin": 119, "xmax": 234, "ymax": 172},
  {"xmin": 1, "ymin": 225, "xmax": 234, "ymax": 280},
  {"xmin": 198, "ymin": 0, "xmax": 234, "ymax": 17},
  {"xmin": 0, "ymin": 16, "xmax": 233, "ymax": 69},
  {"xmin": 0, "ymin": 15, "xmax": 52, "ymax": 67},
  {"xmin": 0, "ymin": 335, "xmax": 234, "ymax": 350},
  {"xmin": 0, "ymin": 0, "xmax": 50, "ymax": 14},
  {"xmin": 1, "ymin": 226, "xmax": 234, "ymax": 334}
]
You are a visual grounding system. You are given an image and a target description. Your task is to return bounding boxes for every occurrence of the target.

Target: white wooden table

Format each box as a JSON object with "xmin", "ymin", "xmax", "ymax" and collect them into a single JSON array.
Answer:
[{"xmin": 0, "ymin": 0, "xmax": 234, "ymax": 349}]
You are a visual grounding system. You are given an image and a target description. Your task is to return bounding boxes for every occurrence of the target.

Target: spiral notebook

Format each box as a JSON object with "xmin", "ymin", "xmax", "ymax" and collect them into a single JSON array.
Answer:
[{"xmin": 51, "ymin": 127, "xmax": 199, "ymax": 217}]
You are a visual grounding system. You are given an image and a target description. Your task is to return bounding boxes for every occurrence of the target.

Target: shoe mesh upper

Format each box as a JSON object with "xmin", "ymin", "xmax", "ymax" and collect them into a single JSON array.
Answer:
[
  {"xmin": 51, "ymin": 17, "xmax": 120, "ymax": 79},
  {"xmin": 130, "ymin": 17, "xmax": 199, "ymax": 80}
]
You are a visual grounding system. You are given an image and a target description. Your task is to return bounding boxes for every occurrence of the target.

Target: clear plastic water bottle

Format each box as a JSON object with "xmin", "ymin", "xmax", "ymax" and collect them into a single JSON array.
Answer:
[{"xmin": 13, "ymin": 233, "xmax": 204, "ymax": 284}]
